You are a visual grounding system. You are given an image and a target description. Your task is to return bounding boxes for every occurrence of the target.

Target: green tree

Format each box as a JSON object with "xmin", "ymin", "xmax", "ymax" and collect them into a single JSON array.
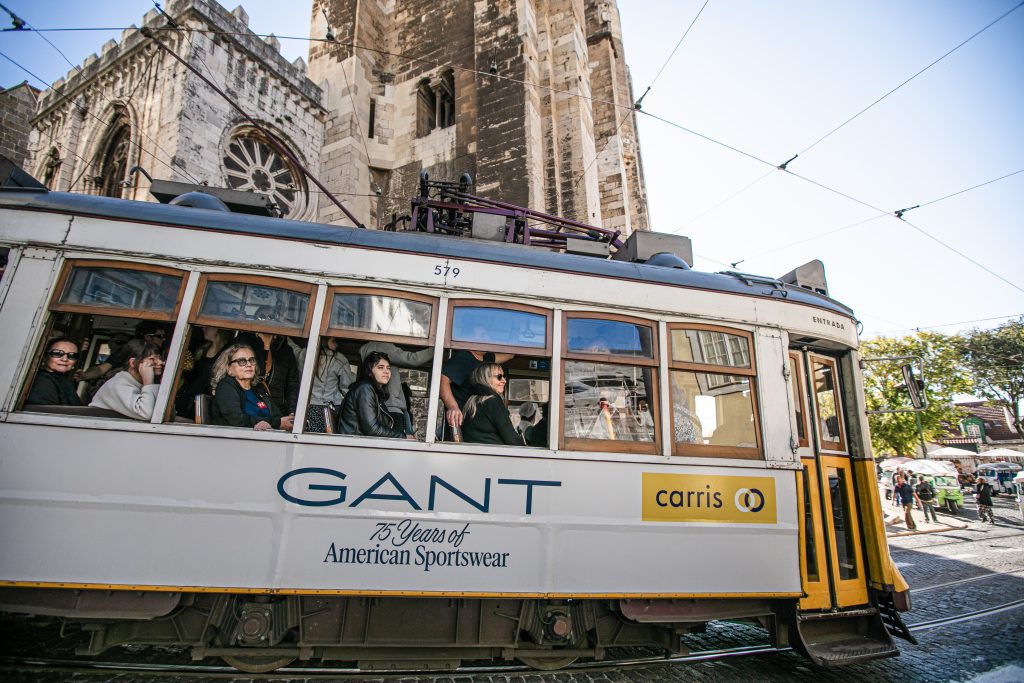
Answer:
[
  {"xmin": 960, "ymin": 317, "xmax": 1024, "ymax": 438},
  {"xmin": 861, "ymin": 331, "xmax": 972, "ymax": 457}
]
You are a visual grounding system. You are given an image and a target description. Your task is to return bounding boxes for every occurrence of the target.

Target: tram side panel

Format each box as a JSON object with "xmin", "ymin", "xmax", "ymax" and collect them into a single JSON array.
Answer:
[{"xmin": 0, "ymin": 422, "xmax": 800, "ymax": 597}]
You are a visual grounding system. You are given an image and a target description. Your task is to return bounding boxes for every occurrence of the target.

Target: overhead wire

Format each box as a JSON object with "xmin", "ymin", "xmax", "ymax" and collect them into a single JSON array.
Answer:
[
  {"xmin": 11, "ymin": 20, "xmax": 1024, "ymax": 292},
  {"xmin": 0, "ymin": 6, "xmax": 205, "ymax": 187},
  {"xmin": 877, "ymin": 314, "xmax": 1022, "ymax": 334}
]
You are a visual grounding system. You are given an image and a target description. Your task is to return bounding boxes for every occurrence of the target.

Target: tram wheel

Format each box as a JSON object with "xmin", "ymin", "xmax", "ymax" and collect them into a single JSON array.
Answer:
[
  {"xmin": 220, "ymin": 652, "xmax": 296, "ymax": 674},
  {"xmin": 516, "ymin": 654, "xmax": 579, "ymax": 670}
]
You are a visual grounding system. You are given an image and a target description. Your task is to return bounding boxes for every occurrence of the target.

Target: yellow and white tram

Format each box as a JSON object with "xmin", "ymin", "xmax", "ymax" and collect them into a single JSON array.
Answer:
[{"xmin": 0, "ymin": 184, "xmax": 910, "ymax": 671}]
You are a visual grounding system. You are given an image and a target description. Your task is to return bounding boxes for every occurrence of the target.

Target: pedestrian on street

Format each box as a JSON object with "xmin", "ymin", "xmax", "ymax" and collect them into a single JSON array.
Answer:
[
  {"xmin": 891, "ymin": 468, "xmax": 906, "ymax": 509},
  {"xmin": 915, "ymin": 475, "xmax": 939, "ymax": 523},
  {"xmin": 895, "ymin": 475, "xmax": 920, "ymax": 530},
  {"xmin": 976, "ymin": 477, "xmax": 996, "ymax": 524}
]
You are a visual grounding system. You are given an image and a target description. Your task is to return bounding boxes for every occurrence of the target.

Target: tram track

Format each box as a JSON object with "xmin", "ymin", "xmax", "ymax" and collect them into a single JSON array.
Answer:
[
  {"xmin": 890, "ymin": 526, "xmax": 1024, "ymax": 553},
  {"xmin": 4, "ymin": 595, "xmax": 1024, "ymax": 680}
]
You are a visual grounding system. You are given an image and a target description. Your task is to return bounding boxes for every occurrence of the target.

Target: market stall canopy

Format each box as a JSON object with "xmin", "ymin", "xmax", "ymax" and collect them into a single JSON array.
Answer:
[
  {"xmin": 903, "ymin": 460, "xmax": 959, "ymax": 476},
  {"xmin": 879, "ymin": 457, "xmax": 915, "ymax": 470},
  {"xmin": 979, "ymin": 448, "xmax": 1024, "ymax": 459},
  {"xmin": 927, "ymin": 446, "xmax": 977, "ymax": 459},
  {"xmin": 979, "ymin": 461, "xmax": 1022, "ymax": 471}
]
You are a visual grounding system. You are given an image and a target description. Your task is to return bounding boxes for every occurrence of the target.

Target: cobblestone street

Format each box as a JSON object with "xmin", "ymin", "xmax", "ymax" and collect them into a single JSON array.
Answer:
[{"xmin": 2, "ymin": 494, "xmax": 1022, "ymax": 682}]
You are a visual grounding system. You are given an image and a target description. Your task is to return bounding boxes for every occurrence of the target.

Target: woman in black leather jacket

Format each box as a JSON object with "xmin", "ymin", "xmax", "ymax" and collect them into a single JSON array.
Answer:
[
  {"xmin": 336, "ymin": 352, "xmax": 410, "ymax": 439},
  {"xmin": 461, "ymin": 363, "xmax": 524, "ymax": 446}
]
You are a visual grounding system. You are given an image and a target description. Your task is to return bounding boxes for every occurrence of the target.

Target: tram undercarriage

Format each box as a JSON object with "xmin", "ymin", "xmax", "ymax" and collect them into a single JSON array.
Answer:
[{"xmin": 0, "ymin": 588, "xmax": 908, "ymax": 672}]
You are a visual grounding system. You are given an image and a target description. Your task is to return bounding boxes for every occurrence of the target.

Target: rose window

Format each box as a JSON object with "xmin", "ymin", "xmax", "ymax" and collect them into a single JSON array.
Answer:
[{"xmin": 222, "ymin": 131, "xmax": 308, "ymax": 218}]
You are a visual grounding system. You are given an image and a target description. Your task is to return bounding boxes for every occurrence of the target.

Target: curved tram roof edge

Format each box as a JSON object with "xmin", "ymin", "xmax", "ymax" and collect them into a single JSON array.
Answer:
[{"xmin": 0, "ymin": 190, "xmax": 856, "ymax": 320}]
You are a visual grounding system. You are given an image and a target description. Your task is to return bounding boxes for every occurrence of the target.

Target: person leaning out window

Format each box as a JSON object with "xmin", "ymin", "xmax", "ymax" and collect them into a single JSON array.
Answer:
[
  {"xmin": 25, "ymin": 337, "xmax": 83, "ymax": 406},
  {"xmin": 461, "ymin": 363, "xmax": 524, "ymax": 446},
  {"xmin": 88, "ymin": 339, "xmax": 163, "ymax": 420},
  {"xmin": 210, "ymin": 343, "xmax": 294, "ymax": 431},
  {"xmin": 337, "ymin": 352, "xmax": 412, "ymax": 439}
]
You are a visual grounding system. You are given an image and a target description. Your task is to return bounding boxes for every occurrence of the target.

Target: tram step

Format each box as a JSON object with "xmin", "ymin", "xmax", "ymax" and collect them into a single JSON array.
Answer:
[{"xmin": 793, "ymin": 610, "xmax": 900, "ymax": 667}]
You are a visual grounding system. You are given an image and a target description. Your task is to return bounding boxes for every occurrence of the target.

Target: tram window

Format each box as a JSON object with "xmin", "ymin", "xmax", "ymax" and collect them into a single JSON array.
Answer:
[
  {"xmin": 167, "ymin": 274, "xmax": 315, "ymax": 429},
  {"xmin": 828, "ymin": 467, "xmax": 858, "ymax": 580},
  {"xmin": 801, "ymin": 469, "xmax": 819, "ymax": 582},
  {"xmin": 667, "ymin": 325, "xmax": 761, "ymax": 459},
  {"xmin": 20, "ymin": 260, "xmax": 188, "ymax": 418},
  {"xmin": 561, "ymin": 313, "xmax": 658, "ymax": 454},
  {"xmin": 811, "ymin": 356, "xmax": 846, "ymax": 451},
  {"xmin": 439, "ymin": 301, "xmax": 552, "ymax": 446},
  {"xmin": 789, "ymin": 352, "xmax": 809, "ymax": 448},
  {"xmin": 315, "ymin": 288, "xmax": 438, "ymax": 439}
]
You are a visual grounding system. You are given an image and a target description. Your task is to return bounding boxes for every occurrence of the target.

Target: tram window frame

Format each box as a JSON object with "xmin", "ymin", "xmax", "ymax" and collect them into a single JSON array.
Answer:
[
  {"xmin": 190, "ymin": 273, "xmax": 316, "ymax": 338},
  {"xmin": 323, "ymin": 287, "xmax": 438, "ymax": 346},
  {"xmin": 164, "ymin": 273, "xmax": 316, "ymax": 424},
  {"xmin": 789, "ymin": 351, "xmax": 810, "ymax": 449},
  {"xmin": 440, "ymin": 300, "xmax": 553, "ymax": 446},
  {"xmin": 19, "ymin": 259, "xmax": 189, "ymax": 413},
  {"xmin": 810, "ymin": 354, "xmax": 847, "ymax": 453},
  {"xmin": 560, "ymin": 312, "xmax": 660, "ymax": 456},
  {"xmin": 666, "ymin": 323, "xmax": 762, "ymax": 460},
  {"xmin": 317, "ymin": 287, "xmax": 440, "ymax": 438},
  {"xmin": 48, "ymin": 259, "xmax": 188, "ymax": 322},
  {"xmin": 446, "ymin": 299, "xmax": 552, "ymax": 358}
]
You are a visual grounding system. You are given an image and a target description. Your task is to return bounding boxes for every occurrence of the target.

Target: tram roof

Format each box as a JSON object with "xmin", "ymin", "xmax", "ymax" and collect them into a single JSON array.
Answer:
[{"xmin": 0, "ymin": 189, "xmax": 854, "ymax": 318}]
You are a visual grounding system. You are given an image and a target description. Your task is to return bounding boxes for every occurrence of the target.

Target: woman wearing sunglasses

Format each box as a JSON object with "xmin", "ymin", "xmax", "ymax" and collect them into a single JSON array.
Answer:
[
  {"xmin": 25, "ymin": 337, "xmax": 84, "ymax": 406},
  {"xmin": 460, "ymin": 363, "xmax": 524, "ymax": 446},
  {"xmin": 210, "ymin": 343, "xmax": 294, "ymax": 431}
]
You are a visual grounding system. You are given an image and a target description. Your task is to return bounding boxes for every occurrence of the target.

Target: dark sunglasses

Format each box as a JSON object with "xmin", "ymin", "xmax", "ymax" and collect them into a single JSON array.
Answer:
[
  {"xmin": 230, "ymin": 356, "xmax": 258, "ymax": 366},
  {"xmin": 494, "ymin": 373, "xmax": 506, "ymax": 381},
  {"xmin": 255, "ymin": 313, "xmax": 277, "ymax": 321},
  {"xmin": 47, "ymin": 349, "xmax": 79, "ymax": 360}
]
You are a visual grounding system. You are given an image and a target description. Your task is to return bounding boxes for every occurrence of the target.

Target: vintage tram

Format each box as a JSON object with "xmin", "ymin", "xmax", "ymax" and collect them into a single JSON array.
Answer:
[{"xmin": 0, "ymin": 177, "xmax": 911, "ymax": 672}]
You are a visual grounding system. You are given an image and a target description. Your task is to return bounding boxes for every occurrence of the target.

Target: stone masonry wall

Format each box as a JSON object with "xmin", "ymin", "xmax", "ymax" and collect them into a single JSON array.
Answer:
[{"xmin": 0, "ymin": 83, "xmax": 39, "ymax": 169}]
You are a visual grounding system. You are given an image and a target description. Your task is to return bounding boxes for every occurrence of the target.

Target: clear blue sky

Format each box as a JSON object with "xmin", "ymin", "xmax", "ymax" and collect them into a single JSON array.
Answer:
[{"xmin": 2, "ymin": 0, "xmax": 1022, "ymax": 343}]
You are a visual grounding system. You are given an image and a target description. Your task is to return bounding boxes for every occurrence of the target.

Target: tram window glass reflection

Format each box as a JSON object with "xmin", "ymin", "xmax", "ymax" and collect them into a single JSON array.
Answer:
[
  {"xmin": 812, "ymin": 356, "xmax": 846, "ymax": 451},
  {"xmin": 439, "ymin": 302, "xmax": 552, "ymax": 447},
  {"xmin": 828, "ymin": 467, "xmax": 858, "ymax": 580},
  {"xmin": 667, "ymin": 325, "xmax": 761, "ymax": 459},
  {"xmin": 318, "ymin": 289, "xmax": 438, "ymax": 440},
  {"xmin": 198, "ymin": 281, "xmax": 309, "ymax": 333},
  {"xmin": 561, "ymin": 314, "xmax": 658, "ymax": 454},
  {"xmin": 21, "ymin": 261, "xmax": 188, "ymax": 418},
  {"xmin": 451, "ymin": 307, "xmax": 547, "ymax": 349}
]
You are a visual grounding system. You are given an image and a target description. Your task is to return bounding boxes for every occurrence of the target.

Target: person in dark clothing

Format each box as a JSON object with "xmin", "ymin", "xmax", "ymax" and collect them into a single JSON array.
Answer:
[
  {"xmin": 976, "ymin": 477, "xmax": 996, "ymax": 524},
  {"xmin": 461, "ymin": 363, "xmax": 524, "ymax": 447},
  {"xmin": 895, "ymin": 475, "xmax": 920, "ymax": 530},
  {"xmin": 175, "ymin": 327, "xmax": 233, "ymax": 419},
  {"xmin": 337, "ymin": 352, "xmax": 409, "ymax": 439},
  {"xmin": 915, "ymin": 475, "xmax": 939, "ymax": 523},
  {"xmin": 25, "ymin": 337, "xmax": 83, "ymax": 406},
  {"xmin": 210, "ymin": 343, "xmax": 293, "ymax": 431},
  {"xmin": 235, "ymin": 327, "xmax": 301, "ymax": 417},
  {"xmin": 440, "ymin": 349, "xmax": 514, "ymax": 432}
]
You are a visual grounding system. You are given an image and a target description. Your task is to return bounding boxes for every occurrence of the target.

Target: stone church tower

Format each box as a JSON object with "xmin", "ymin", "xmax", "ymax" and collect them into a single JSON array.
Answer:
[
  {"xmin": 24, "ymin": 0, "xmax": 647, "ymax": 235},
  {"xmin": 309, "ymin": 0, "xmax": 648, "ymax": 234}
]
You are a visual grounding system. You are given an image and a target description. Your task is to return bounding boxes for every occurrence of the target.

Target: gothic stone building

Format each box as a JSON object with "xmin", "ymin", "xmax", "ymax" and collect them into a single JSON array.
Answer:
[{"xmin": 27, "ymin": 0, "xmax": 648, "ymax": 235}]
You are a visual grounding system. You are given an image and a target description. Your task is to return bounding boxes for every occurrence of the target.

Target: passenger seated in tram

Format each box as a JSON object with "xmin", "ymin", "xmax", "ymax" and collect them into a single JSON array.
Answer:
[
  {"xmin": 25, "ymin": 337, "xmax": 84, "ymax": 407},
  {"xmin": 516, "ymin": 401, "xmax": 548, "ymax": 448},
  {"xmin": 461, "ymin": 363, "xmax": 524, "ymax": 446},
  {"xmin": 174, "ymin": 327, "xmax": 233, "ymax": 420},
  {"xmin": 360, "ymin": 341, "xmax": 433, "ymax": 435},
  {"xmin": 336, "ymin": 352, "xmax": 411, "ymax": 439},
  {"xmin": 235, "ymin": 306, "xmax": 300, "ymax": 417},
  {"xmin": 78, "ymin": 320, "xmax": 169, "ymax": 383},
  {"xmin": 440, "ymin": 349, "xmax": 513, "ymax": 431},
  {"xmin": 88, "ymin": 339, "xmax": 163, "ymax": 420},
  {"xmin": 299, "ymin": 336, "xmax": 356, "ymax": 433},
  {"xmin": 209, "ymin": 343, "xmax": 294, "ymax": 431}
]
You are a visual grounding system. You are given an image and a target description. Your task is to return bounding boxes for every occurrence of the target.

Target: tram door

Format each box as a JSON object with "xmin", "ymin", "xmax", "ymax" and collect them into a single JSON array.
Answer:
[{"xmin": 790, "ymin": 351, "xmax": 869, "ymax": 610}]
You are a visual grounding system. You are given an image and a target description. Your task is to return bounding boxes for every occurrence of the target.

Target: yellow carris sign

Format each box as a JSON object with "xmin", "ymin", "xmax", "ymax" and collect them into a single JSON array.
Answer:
[{"xmin": 642, "ymin": 473, "xmax": 777, "ymax": 524}]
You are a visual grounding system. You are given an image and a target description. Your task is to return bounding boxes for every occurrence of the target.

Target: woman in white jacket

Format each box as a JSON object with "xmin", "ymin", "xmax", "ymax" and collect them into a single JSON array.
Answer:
[
  {"xmin": 89, "ymin": 339, "xmax": 164, "ymax": 420},
  {"xmin": 301, "ymin": 337, "xmax": 355, "ymax": 432}
]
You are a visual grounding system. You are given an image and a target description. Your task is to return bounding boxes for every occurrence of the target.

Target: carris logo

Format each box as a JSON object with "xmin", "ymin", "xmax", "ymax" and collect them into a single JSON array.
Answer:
[{"xmin": 734, "ymin": 487, "xmax": 765, "ymax": 513}]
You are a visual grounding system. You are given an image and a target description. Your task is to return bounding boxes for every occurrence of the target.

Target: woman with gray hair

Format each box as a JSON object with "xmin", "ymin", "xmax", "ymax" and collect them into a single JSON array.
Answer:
[{"xmin": 210, "ymin": 343, "xmax": 293, "ymax": 431}]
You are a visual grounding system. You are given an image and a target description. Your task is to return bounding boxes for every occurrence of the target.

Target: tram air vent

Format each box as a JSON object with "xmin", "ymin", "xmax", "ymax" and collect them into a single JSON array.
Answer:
[
  {"xmin": 612, "ymin": 231, "xmax": 693, "ymax": 268},
  {"xmin": 150, "ymin": 179, "xmax": 277, "ymax": 217},
  {"xmin": 778, "ymin": 259, "xmax": 829, "ymax": 297}
]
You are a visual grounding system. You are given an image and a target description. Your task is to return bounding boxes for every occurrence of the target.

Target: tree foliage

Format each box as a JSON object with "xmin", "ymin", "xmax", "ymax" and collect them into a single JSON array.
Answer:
[
  {"xmin": 960, "ymin": 317, "xmax": 1024, "ymax": 438},
  {"xmin": 861, "ymin": 332, "xmax": 973, "ymax": 457}
]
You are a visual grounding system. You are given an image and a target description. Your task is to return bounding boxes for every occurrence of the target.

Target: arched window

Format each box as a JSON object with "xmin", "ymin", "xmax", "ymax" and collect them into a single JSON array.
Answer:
[
  {"xmin": 416, "ymin": 79, "xmax": 436, "ymax": 138},
  {"xmin": 222, "ymin": 127, "xmax": 309, "ymax": 219},
  {"xmin": 95, "ymin": 111, "xmax": 131, "ymax": 198},
  {"xmin": 438, "ymin": 70, "xmax": 455, "ymax": 129}
]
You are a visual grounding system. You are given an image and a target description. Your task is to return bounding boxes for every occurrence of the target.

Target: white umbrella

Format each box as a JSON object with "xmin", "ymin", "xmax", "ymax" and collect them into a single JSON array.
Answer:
[
  {"xmin": 903, "ymin": 460, "xmax": 959, "ymax": 476},
  {"xmin": 980, "ymin": 461, "xmax": 1022, "ymax": 471},
  {"xmin": 979, "ymin": 447, "xmax": 1024, "ymax": 459},
  {"xmin": 928, "ymin": 446, "xmax": 977, "ymax": 459}
]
